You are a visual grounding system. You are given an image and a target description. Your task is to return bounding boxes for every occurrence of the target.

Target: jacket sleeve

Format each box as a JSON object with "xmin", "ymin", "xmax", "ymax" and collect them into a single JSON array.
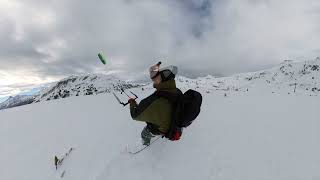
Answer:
[{"xmin": 129, "ymin": 93, "xmax": 158, "ymax": 121}]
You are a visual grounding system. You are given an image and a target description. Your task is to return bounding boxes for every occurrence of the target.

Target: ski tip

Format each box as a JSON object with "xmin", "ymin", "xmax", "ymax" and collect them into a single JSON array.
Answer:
[{"xmin": 60, "ymin": 170, "xmax": 66, "ymax": 178}]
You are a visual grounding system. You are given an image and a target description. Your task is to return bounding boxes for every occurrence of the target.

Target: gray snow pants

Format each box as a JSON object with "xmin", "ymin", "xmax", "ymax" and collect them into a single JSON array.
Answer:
[{"xmin": 141, "ymin": 126, "xmax": 157, "ymax": 145}]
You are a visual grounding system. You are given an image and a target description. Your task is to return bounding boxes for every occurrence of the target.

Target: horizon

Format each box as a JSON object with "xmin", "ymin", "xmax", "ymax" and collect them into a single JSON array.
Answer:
[{"xmin": 1, "ymin": 56, "xmax": 319, "ymax": 102}]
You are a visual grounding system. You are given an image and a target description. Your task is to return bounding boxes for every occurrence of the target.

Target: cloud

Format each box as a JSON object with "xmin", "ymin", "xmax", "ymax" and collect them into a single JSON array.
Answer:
[
  {"xmin": 175, "ymin": 0, "xmax": 320, "ymax": 75},
  {"xmin": 0, "ymin": 0, "xmax": 320, "ymax": 96},
  {"xmin": 0, "ymin": 69, "xmax": 59, "ymax": 97}
]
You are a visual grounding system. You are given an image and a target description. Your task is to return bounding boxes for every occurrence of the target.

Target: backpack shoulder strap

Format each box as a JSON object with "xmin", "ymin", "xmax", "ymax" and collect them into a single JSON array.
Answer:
[{"xmin": 155, "ymin": 88, "xmax": 183, "ymax": 139}]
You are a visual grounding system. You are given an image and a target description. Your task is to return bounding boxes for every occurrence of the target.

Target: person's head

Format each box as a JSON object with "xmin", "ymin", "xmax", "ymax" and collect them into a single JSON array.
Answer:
[
  {"xmin": 151, "ymin": 73, "xmax": 162, "ymax": 86},
  {"xmin": 149, "ymin": 62, "xmax": 178, "ymax": 86},
  {"xmin": 149, "ymin": 62, "xmax": 162, "ymax": 86}
]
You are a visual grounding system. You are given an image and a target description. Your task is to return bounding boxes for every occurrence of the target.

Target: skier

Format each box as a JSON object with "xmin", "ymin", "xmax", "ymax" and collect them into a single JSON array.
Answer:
[{"xmin": 128, "ymin": 62, "xmax": 178, "ymax": 145}]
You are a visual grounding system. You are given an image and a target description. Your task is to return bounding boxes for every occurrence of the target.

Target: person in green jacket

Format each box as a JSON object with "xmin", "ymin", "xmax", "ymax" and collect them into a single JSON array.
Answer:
[{"xmin": 129, "ymin": 62, "xmax": 178, "ymax": 145}]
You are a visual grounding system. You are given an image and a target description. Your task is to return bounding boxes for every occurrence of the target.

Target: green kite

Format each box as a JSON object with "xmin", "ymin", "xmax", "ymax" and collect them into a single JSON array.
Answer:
[{"xmin": 98, "ymin": 53, "xmax": 107, "ymax": 65}]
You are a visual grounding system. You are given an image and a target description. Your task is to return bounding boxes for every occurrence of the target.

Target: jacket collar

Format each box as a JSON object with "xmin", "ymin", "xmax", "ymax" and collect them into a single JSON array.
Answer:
[{"xmin": 154, "ymin": 79, "xmax": 176, "ymax": 91}]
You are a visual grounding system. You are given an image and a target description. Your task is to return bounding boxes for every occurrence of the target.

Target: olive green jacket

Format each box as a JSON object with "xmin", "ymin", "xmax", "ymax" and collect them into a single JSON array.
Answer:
[{"xmin": 130, "ymin": 80, "xmax": 177, "ymax": 133}]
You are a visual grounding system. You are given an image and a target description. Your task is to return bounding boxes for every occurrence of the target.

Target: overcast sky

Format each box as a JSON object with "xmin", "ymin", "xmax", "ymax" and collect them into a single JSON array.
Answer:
[{"xmin": 0, "ymin": 0, "xmax": 320, "ymax": 98}]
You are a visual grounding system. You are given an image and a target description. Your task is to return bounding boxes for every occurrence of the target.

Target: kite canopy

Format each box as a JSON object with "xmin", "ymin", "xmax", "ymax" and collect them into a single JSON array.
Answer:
[{"xmin": 98, "ymin": 53, "xmax": 107, "ymax": 65}]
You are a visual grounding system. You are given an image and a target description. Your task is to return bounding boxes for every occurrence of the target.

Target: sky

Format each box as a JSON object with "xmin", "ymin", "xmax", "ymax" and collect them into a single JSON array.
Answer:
[{"xmin": 0, "ymin": 0, "xmax": 320, "ymax": 98}]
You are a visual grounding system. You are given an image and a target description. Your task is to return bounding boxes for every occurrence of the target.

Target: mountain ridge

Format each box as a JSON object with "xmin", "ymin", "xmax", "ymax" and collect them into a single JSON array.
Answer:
[{"xmin": 1, "ymin": 57, "xmax": 319, "ymax": 110}]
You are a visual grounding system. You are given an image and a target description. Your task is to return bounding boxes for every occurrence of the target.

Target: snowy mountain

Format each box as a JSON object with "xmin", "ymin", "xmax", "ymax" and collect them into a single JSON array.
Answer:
[
  {"xmin": 0, "ymin": 97, "xmax": 8, "ymax": 103},
  {"xmin": 34, "ymin": 74, "xmax": 142, "ymax": 103},
  {"xmin": 3, "ymin": 58, "xmax": 320, "ymax": 111},
  {"xmin": 0, "ymin": 84, "xmax": 49, "ymax": 110},
  {"xmin": 0, "ymin": 95, "xmax": 35, "ymax": 110},
  {"xmin": 172, "ymin": 57, "xmax": 320, "ymax": 95}
]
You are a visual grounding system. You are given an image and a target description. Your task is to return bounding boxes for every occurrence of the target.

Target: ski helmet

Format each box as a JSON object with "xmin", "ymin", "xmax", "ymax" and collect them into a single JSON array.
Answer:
[{"xmin": 159, "ymin": 65, "xmax": 178, "ymax": 82}]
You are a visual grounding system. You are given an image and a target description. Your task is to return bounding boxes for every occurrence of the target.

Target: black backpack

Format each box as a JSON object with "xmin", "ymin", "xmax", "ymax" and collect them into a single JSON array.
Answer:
[{"xmin": 156, "ymin": 89, "xmax": 202, "ymax": 140}]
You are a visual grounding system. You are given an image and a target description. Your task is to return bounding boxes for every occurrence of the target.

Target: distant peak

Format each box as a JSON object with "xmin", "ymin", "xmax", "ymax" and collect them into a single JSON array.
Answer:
[{"xmin": 280, "ymin": 60, "xmax": 293, "ymax": 64}]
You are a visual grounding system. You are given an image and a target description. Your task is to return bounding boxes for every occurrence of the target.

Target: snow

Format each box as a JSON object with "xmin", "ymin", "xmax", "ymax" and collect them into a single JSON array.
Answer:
[
  {"xmin": 1, "ymin": 86, "xmax": 319, "ymax": 180},
  {"xmin": 0, "ymin": 59, "xmax": 320, "ymax": 180}
]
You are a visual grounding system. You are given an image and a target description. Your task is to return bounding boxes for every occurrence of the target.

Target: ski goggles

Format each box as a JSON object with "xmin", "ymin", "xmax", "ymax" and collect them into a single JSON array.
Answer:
[
  {"xmin": 149, "ymin": 62, "xmax": 161, "ymax": 79},
  {"xmin": 149, "ymin": 68, "xmax": 160, "ymax": 79}
]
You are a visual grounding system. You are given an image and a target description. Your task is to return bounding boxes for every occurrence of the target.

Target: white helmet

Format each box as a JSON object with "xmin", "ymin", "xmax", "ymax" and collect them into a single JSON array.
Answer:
[
  {"xmin": 159, "ymin": 65, "xmax": 178, "ymax": 81},
  {"xmin": 149, "ymin": 61, "xmax": 178, "ymax": 81}
]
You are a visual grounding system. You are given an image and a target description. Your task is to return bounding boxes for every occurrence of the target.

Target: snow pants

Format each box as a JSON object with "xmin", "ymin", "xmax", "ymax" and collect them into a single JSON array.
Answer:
[{"xmin": 141, "ymin": 125, "xmax": 157, "ymax": 145}]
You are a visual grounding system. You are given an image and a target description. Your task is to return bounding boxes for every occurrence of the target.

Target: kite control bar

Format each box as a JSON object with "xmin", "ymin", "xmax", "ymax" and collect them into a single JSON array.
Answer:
[{"xmin": 113, "ymin": 89, "xmax": 138, "ymax": 107}]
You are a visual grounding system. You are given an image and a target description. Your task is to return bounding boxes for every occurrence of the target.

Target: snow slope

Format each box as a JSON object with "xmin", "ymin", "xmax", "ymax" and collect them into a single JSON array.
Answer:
[{"xmin": 0, "ymin": 85, "xmax": 319, "ymax": 180}]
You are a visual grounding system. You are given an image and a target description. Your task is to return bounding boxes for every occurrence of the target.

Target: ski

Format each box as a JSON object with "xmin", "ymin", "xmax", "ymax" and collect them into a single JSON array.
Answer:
[
  {"xmin": 126, "ymin": 136, "xmax": 161, "ymax": 154},
  {"xmin": 60, "ymin": 170, "xmax": 66, "ymax": 178},
  {"xmin": 55, "ymin": 147, "xmax": 74, "ymax": 170}
]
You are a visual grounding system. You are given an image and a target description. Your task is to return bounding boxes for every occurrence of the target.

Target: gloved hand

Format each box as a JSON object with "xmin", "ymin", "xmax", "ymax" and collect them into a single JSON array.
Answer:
[{"xmin": 128, "ymin": 98, "xmax": 136, "ymax": 104}]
